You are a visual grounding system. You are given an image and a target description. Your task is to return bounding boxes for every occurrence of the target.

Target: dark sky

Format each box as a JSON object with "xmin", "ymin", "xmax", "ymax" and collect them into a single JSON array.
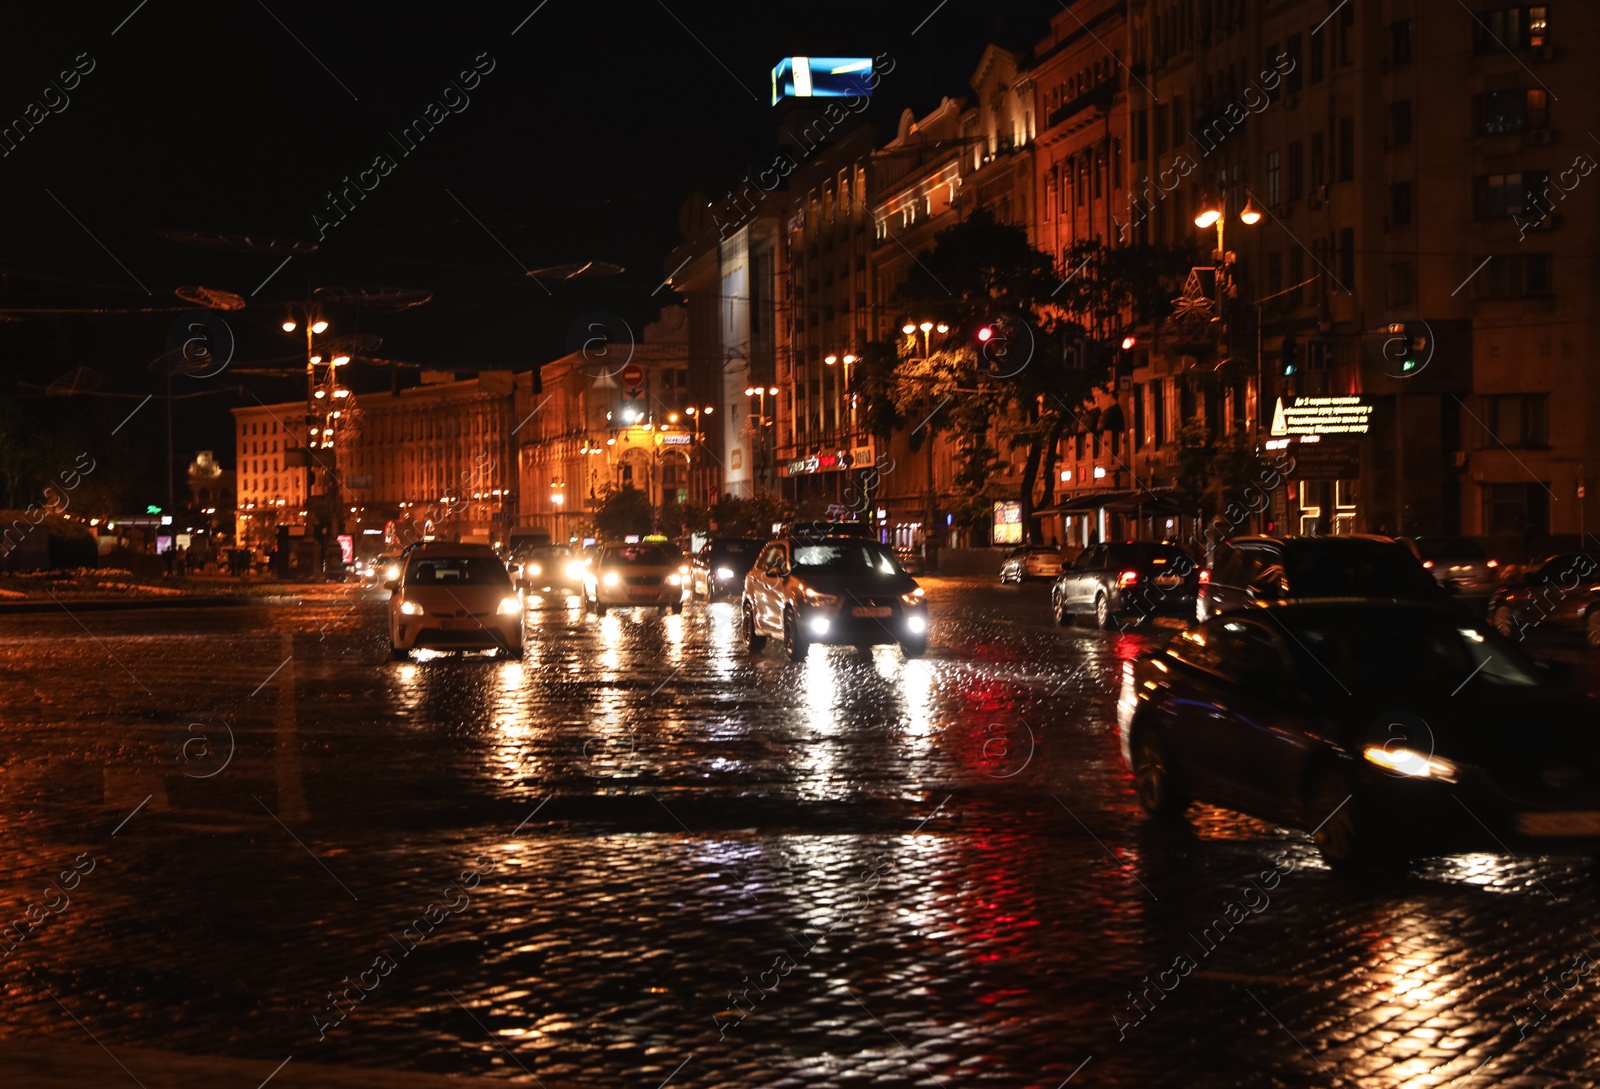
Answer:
[{"xmin": 1, "ymin": 1, "xmax": 1062, "ymax": 468}]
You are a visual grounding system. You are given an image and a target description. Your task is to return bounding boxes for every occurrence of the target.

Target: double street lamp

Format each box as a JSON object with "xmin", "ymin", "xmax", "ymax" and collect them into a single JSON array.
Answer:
[
  {"xmin": 900, "ymin": 320, "xmax": 951, "ymax": 553},
  {"xmin": 824, "ymin": 352, "xmax": 858, "ymax": 441},
  {"xmin": 280, "ymin": 305, "xmax": 351, "ymax": 574}
]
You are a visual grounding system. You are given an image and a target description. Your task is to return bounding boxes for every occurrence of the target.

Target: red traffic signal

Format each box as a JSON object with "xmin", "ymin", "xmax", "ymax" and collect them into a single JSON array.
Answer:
[
  {"xmin": 977, "ymin": 326, "xmax": 994, "ymax": 343},
  {"xmin": 1121, "ymin": 335, "xmax": 1138, "ymax": 350}
]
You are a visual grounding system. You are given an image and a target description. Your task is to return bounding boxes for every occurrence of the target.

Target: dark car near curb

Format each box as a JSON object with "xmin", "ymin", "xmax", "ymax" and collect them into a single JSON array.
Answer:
[
  {"xmin": 1198, "ymin": 535, "xmax": 1447, "ymax": 622},
  {"xmin": 742, "ymin": 534, "xmax": 928, "ymax": 661},
  {"xmin": 690, "ymin": 537, "xmax": 764, "ymax": 601},
  {"xmin": 1487, "ymin": 551, "xmax": 1600, "ymax": 647},
  {"xmin": 1051, "ymin": 541, "xmax": 1200, "ymax": 628},
  {"xmin": 1118, "ymin": 602, "xmax": 1600, "ymax": 871}
]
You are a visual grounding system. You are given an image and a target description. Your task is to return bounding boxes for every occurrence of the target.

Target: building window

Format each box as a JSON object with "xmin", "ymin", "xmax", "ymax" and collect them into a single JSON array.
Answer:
[
  {"xmin": 1285, "ymin": 34, "xmax": 1303, "ymax": 94},
  {"xmin": 1474, "ymin": 172, "xmax": 1550, "ymax": 220},
  {"xmin": 1482, "ymin": 394, "xmax": 1549, "ymax": 447},
  {"xmin": 1390, "ymin": 261, "xmax": 1415, "ymax": 306},
  {"xmin": 1390, "ymin": 20, "xmax": 1413, "ymax": 67},
  {"xmin": 1390, "ymin": 181, "xmax": 1412, "ymax": 226},
  {"xmin": 1480, "ymin": 253, "xmax": 1553, "ymax": 297},
  {"xmin": 1474, "ymin": 6, "xmax": 1549, "ymax": 53},
  {"xmin": 1485, "ymin": 482, "xmax": 1549, "ymax": 536},
  {"xmin": 1151, "ymin": 379, "xmax": 1165, "ymax": 449},
  {"xmin": 1266, "ymin": 149, "xmax": 1281, "ymax": 205},
  {"xmin": 1287, "ymin": 141, "xmax": 1304, "ymax": 200},
  {"xmin": 1391, "ymin": 100, "xmax": 1413, "ymax": 146},
  {"xmin": 1476, "ymin": 89, "xmax": 1549, "ymax": 134},
  {"xmin": 1339, "ymin": 228, "xmax": 1355, "ymax": 289},
  {"xmin": 1310, "ymin": 133, "xmax": 1325, "ymax": 188},
  {"xmin": 1310, "ymin": 30, "xmax": 1324, "ymax": 83},
  {"xmin": 1267, "ymin": 251, "xmax": 1283, "ymax": 295},
  {"xmin": 1337, "ymin": 117, "xmax": 1354, "ymax": 181}
]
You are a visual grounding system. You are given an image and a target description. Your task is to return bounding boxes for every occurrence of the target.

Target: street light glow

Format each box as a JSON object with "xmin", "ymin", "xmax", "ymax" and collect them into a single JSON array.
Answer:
[
  {"xmin": 281, "ymin": 320, "xmax": 297, "ymax": 332},
  {"xmin": 919, "ymin": 321, "xmax": 933, "ymax": 332},
  {"xmin": 902, "ymin": 323, "xmax": 917, "ymax": 335},
  {"xmin": 310, "ymin": 319, "xmax": 329, "ymax": 334},
  {"xmin": 1239, "ymin": 199, "xmax": 1263, "ymax": 225}
]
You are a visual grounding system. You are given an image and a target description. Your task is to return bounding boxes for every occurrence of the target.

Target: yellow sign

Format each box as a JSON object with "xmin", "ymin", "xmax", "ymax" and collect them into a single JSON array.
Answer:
[{"xmin": 1271, "ymin": 396, "xmax": 1373, "ymax": 437}]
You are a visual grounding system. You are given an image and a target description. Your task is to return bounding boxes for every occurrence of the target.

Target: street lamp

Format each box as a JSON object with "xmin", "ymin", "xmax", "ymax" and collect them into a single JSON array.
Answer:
[
  {"xmin": 281, "ymin": 303, "xmax": 343, "ymax": 574},
  {"xmin": 824, "ymin": 352, "xmax": 859, "ymax": 442},
  {"xmin": 900, "ymin": 319, "xmax": 952, "ymax": 556}
]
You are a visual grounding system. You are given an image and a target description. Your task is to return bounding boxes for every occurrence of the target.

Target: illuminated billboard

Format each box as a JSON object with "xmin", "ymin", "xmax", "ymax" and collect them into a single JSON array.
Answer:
[{"xmin": 771, "ymin": 57, "xmax": 874, "ymax": 106}]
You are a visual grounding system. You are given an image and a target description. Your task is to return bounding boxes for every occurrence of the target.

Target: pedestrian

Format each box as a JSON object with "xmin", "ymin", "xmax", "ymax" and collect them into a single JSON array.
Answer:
[
  {"xmin": 175, "ymin": 544, "xmax": 188, "ymax": 576},
  {"xmin": 161, "ymin": 545, "xmax": 175, "ymax": 576}
]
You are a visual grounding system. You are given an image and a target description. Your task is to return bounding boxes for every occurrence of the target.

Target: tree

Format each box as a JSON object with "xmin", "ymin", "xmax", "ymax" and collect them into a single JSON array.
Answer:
[{"xmin": 592, "ymin": 484, "xmax": 653, "ymax": 540}]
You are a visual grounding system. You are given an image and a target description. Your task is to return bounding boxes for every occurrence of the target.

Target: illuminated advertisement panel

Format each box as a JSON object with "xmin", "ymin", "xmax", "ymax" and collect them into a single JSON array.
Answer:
[{"xmin": 771, "ymin": 57, "xmax": 874, "ymax": 105}]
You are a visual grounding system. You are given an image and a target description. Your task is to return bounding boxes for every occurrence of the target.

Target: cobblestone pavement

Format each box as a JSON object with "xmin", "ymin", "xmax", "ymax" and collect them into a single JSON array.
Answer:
[{"xmin": 1, "ymin": 579, "xmax": 1598, "ymax": 1088}]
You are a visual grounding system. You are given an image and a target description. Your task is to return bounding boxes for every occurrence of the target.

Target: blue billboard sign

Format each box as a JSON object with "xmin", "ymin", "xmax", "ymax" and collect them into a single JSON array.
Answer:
[{"xmin": 771, "ymin": 57, "xmax": 874, "ymax": 106}]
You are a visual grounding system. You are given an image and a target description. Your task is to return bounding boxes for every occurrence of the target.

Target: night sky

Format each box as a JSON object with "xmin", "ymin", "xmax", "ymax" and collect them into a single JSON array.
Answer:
[{"xmin": 1, "ymin": 1, "xmax": 1063, "ymax": 473}]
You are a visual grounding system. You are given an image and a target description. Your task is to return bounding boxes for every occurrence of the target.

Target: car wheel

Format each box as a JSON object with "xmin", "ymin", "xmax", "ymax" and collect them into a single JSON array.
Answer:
[
  {"xmin": 1095, "ymin": 592, "xmax": 1114, "ymax": 630},
  {"xmin": 1586, "ymin": 610, "xmax": 1600, "ymax": 649},
  {"xmin": 743, "ymin": 602, "xmax": 767, "ymax": 653},
  {"xmin": 783, "ymin": 608, "xmax": 809, "ymax": 662},
  {"xmin": 1491, "ymin": 605, "xmax": 1517, "ymax": 639},
  {"xmin": 900, "ymin": 636, "xmax": 927, "ymax": 658},
  {"xmin": 594, "ymin": 599, "xmax": 608, "ymax": 617},
  {"xmin": 1130, "ymin": 728, "xmax": 1187, "ymax": 818},
  {"xmin": 1051, "ymin": 589, "xmax": 1071, "ymax": 627},
  {"xmin": 1308, "ymin": 769, "xmax": 1380, "ymax": 873}
]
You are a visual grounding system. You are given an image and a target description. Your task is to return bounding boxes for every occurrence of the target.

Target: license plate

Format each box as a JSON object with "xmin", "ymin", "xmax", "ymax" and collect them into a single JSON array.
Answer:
[
  {"xmin": 1154, "ymin": 575, "xmax": 1181, "ymax": 587},
  {"xmin": 628, "ymin": 588, "xmax": 656, "ymax": 597},
  {"xmin": 852, "ymin": 606, "xmax": 892, "ymax": 618},
  {"xmin": 1514, "ymin": 811, "xmax": 1600, "ymax": 837}
]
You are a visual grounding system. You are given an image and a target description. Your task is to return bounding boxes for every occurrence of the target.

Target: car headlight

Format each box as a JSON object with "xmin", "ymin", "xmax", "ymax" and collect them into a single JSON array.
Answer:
[
  {"xmin": 565, "ymin": 561, "xmax": 585, "ymax": 580},
  {"xmin": 399, "ymin": 599, "xmax": 423, "ymax": 616},
  {"xmin": 384, "ymin": 565, "xmax": 400, "ymax": 581},
  {"xmin": 1363, "ymin": 745, "xmax": 1458, "ymax": 783},
  {"xmin": 668, "ymin": 573, "xmax": 682, "ymax": 586},
  {"xmin": 905, "ymin": 614, "xmax": 928, "ymax": 635},
  {"xmin": 900, "ymin": 588, "xmax": 925, "ymax": 605},
  {"xmin": 602, "ymin": 571, "xmax": 620, "ymax": 587},
  {"xmin": 803, "ymin": 588, "xmax": 842, "ymax": 607},
  {"xmin": 527, "ymin": 563, "xmax": 541, "ymax": 576},
  {"xmin": 716, "ymin": 567, "xmax": 735, "ymax": 580},
  {"xmin": 497, "ymin": 596, "xmax": 523, "ymax": 616}
]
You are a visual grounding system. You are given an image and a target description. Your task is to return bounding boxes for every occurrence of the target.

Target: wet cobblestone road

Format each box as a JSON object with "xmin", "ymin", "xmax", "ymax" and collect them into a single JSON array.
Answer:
[{"xmin": 2, "ymin": 579, "xmax": 1598, "ymax": 1087}]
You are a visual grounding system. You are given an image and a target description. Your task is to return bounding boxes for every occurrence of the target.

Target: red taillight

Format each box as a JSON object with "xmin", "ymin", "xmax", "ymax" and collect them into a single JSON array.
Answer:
[
  {"xmin": 1422, "ymin": 560, "xmax": 1434, "ymax": 569},
  {"xmin": 1117, "ymin": 570, "xmax": 1139, "ymax": 588},
  {"xmin": 1198, "ymin": 569, "xmax": 1210, "ymax": 585},
  {"xmin": 1487, "ymin": 559, "xmax": 1499, "ymax": 568}
]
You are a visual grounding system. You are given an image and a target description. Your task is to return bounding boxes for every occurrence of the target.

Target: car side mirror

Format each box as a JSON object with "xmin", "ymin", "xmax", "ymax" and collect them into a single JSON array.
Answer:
[{"xmin": 383, "ymin": 578, "xmax": 398, "ymax": 591}]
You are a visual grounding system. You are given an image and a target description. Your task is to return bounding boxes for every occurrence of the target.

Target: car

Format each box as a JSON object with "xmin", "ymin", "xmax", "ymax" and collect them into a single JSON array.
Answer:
[
  {"xmin": 508, "ymin": 543, "xmax": 584, "ymax": 596},
  {"xmin": 690, "ymin": 537, "xmax": 765, "ymax": 601},
  {"xmin": 742, "ymin": 534, "xmax": 928, "ymax": 661},
  {"xmin": 1118, "ymin": 601, "xmax": 1600, "ymax": 871},
  {"xmin": 1487, "ymin": 551, "xmax": 1600, "ymax": 646},
  {"xmin": 1410, "ymin": 536, "xmax": 1503, "ymax": 605},
  {"xmin": 1198, "ymin": 535, "xmax": 1448, "ymax": 621},
  {"xmin": 583, "ymin": 542, "xmax": 688, "ymax": 616},
  {"xmin": 362, "ymin": 553, "xmax": 401, "ymax": 587},
  {"xmin": 385, "ymin": 543, "xmax": 523, "ymax": 660},
  {"xmin": 1051, "ymin": 540, "xmax": 1200, "ymax": 628},
  {"xmin": 894, "ymin": 546, "xmax": 926, "ymax": 576},
  {"xmin": 999, "ymin": 545, "xmax": 1065, "ymax": 584}
]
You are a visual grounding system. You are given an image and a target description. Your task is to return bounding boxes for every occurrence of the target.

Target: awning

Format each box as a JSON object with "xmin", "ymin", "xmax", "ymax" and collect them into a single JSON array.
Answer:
[{"xmin": 1035, "ymin": 490, "xmax": 1139, "ymax": 516}]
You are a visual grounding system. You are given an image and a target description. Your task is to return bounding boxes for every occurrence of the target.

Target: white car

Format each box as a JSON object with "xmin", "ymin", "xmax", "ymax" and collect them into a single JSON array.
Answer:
[
  {"xmin": 583, "ymin": 542, "xmax": 688, "ymax": 616},
  {"xmin": 386, "ymin": 544, "xmax": 523, "ymax": 659}
]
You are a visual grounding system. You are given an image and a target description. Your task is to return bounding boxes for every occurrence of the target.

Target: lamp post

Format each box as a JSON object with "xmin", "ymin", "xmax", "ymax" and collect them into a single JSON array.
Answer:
[
  {"xmin": 824, "ymin": 352, "xmax": 858, "ymax": 444},
  {"xmin": 682, "ymin": 404, "xmax": 715, "ymax": 503},
  {"xmin": 281, "ymin": 305, "xmax": 351, "ymax": 576},
  {"xmin": 1194, "ymin": 194, "xmax": 1264, "ymax": 530},
  {"xmin": 900, "ymin": 320, "xmax": 951, "ymax": 554},
  {"xmin": 744, "ymin": 386, "xmax": 778, "ymax": 491}
]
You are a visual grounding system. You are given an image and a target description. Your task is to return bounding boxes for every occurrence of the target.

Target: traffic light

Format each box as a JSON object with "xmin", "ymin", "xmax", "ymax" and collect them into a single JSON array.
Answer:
[
  {"xmin": 1117, "ymin": 335, "xmax": 1137, "ymax": 374},
  {"xmin": 977, "ymin": 326, "xmax": 994, "ymax": 344},
  {"xmin": 1280, "ymin": 336, "xmax": 1299, "ymax": 377},
  {"xmin": 1399, "ymin": 328, "xmax": 1427, "ymax": 373}
]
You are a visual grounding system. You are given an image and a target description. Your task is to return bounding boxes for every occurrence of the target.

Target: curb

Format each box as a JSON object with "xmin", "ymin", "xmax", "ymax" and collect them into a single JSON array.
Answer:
[
  {"xmin": 0, "ymin": 595, "xmax": 303, "ymax": 614},
  {"xmin": 0, "ymin": 1039, "xmax": 594, "ymax": 1089}
]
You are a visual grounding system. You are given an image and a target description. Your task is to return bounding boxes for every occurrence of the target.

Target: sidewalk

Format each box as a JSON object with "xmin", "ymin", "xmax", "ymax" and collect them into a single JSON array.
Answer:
[{"xmin": 0, "ymin": 1039, "xmax": 593, "ymax": 1089}]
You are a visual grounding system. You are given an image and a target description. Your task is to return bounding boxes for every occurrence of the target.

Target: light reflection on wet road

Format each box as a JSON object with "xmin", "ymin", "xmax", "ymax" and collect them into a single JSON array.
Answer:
[{"xmin": 1, "ymin": 579, "xmax": 1597, "ymax": 1087}]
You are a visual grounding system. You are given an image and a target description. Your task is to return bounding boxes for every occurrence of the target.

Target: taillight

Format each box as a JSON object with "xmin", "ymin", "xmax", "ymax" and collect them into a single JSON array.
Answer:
[
  {"xmin": 1487, "ymin": 559, "xmax": 1499, "ymax": 568},
  {"xmin": 1117, "ymin": 570, "xmax": 1139, "ymax": 588},
  {"xmin": 1422, "ymin": 560, "xmax": 1434, "ymax": 570},
  {"xmin": 1198, "ymin": 569, "xmax": 1210, "ymax": 585}
]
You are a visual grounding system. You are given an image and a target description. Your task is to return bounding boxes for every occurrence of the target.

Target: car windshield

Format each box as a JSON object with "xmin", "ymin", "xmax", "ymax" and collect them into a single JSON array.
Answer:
[
  {"xmin": 792, "ymin": 542, "xmax": 902, "ymax": 575},
  {"xmin": 605, "ymin": 545, "xmax": 672, "ymax": 565},
  {"xmin": 710, "ymin": 540, "xmax": 762, "ymax": 560},
  {"xmin": 406, "ymin": 557, "xmax": 510, "ymax": 587},
  {"xmin": 1414, "ymin": 537, "xmax": 1485, "ymax": 560},
  {"xmin": 1279, "ymin": 613, "xmax": 1543, "ymax": 696},
  {"xmin": 516, "ymin": 546, "xmax": 571, "ymax": 561},
  {"xmin": 1283, "ymin": 544, "xmax": 1438, "ymax": 597}
]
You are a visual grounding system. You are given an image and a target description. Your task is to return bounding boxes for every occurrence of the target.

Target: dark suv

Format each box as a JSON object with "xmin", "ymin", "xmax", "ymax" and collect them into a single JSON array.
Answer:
[
  {"xmin": 1051, "ymin": 541, "xmax": 1201, "ymax": 628},
  {"xmin": 1199, "ymin": 535, "xmax": 1447, "ymax": 622},
  {"xmin": 690, "ymin": 537, "xmax": 765, "ymax": 601},
  {"xmin": 742, "ymin": 534, "xmax": 928, "ymax": 661}
]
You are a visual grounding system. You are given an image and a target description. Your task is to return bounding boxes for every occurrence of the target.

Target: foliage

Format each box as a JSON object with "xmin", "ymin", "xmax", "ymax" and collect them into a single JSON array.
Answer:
[
  {"xmin": 1169, "ymin": 422, "xmax": 1276, "ymax": 526},
  {"xmin": 707, "ymin": 491, "xmax": 785, "ymax": 537},
  {"xmin": 591, "ymin": 484, "xmax": 654, "ymax": 540}
]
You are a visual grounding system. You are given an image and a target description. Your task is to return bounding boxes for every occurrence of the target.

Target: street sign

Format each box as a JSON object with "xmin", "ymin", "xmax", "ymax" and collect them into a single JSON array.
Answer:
[
  {"xmin": 1288, "ymin": 438, "xmax": 1361, "ymax": 480},
  {"xmin": 620, "ymin": 362, "xmax": 645, "ymax": 402}
]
